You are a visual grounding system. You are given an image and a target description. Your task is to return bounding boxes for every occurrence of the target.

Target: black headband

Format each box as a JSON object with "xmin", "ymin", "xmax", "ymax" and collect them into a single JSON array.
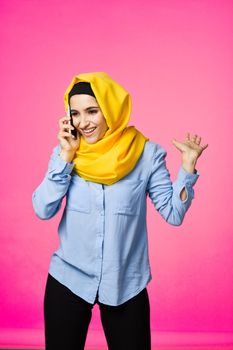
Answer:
[{"xmin": 68, "ymin": 82, "xmax": 96, "ymax": 101}]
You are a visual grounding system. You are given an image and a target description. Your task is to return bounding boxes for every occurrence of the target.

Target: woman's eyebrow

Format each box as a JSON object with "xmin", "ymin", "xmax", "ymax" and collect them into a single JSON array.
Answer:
[{"xmin": 71, "ymin": 106, "xmax": 99, "ymax": 112}]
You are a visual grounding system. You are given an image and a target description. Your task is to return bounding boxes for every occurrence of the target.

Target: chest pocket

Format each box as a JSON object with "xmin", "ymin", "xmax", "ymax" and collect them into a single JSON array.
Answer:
[
  {"xmin": 110, "ymin": 179, "xmax": 144, "ymax": 215},
  {"xmin": 66, "ymin": 176, "xmax": 90, "ymax": 213}
]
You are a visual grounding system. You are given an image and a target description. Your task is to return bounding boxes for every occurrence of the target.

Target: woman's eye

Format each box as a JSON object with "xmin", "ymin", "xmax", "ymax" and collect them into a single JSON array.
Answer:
[{"xmin": 70, "ymin": 110, "xmax": 97, "ymax": 117}]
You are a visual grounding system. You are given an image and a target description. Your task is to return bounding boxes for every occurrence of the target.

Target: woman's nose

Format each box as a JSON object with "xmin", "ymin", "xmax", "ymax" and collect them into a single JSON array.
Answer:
[{"xmin": 77, "ymin": 115, "xmax": 90, "ymax": 129}]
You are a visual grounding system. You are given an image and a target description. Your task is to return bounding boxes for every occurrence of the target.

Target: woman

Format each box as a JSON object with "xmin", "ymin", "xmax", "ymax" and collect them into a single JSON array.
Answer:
[{"xmin": 32, "ymin": 72, "xmax": 208, "ymax": 350}]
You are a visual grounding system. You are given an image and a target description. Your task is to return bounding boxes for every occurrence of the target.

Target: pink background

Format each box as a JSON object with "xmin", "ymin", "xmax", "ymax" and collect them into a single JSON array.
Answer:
[{"xmin": 0, "ymin": 0, "xmax": 233, "ymax": 348}]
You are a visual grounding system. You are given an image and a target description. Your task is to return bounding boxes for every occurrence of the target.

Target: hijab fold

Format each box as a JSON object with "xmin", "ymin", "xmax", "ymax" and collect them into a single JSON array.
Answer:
[{"xmin": 64, "ymin": 72, "xmax": 149, "ymax": 185}]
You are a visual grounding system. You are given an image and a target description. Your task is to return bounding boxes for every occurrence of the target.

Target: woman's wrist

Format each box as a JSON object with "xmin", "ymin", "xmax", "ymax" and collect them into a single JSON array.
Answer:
[
  {"xmin": 59, "ymin": 150, "xmax": 75, "ymax": 163},
  {"xmin": 182, "ymin": 159, "xmax": 197, "ymax": 174}
]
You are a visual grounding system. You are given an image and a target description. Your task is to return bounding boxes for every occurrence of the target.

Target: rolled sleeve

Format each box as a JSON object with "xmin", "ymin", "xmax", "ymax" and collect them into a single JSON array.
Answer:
[
  {"xmin": 47, "ymin": 144, "xmax": 75, "ymax": 181},
  {"xmin": 32, "ymin": 144, "xmax": 75, "ymax": 220},
  {"xmin": 173, "ymin": 166, "xmax": 200, "ymax": 205},
  {"xmin": 177, "ymin": 166, "xmax": 200, "ymax": 186}
]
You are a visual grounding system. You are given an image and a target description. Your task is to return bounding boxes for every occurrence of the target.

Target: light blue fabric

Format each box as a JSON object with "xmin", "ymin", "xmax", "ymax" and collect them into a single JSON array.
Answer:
[{"xmin": 32, "ymin": 141, "xmax": 199, "ymax": 306}]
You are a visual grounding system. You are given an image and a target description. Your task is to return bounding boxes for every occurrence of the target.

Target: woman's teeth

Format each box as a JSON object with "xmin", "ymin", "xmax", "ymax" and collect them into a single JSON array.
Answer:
[{"xmin": 83, "ymin": 127, "xmax": 97, "ymax": 136}]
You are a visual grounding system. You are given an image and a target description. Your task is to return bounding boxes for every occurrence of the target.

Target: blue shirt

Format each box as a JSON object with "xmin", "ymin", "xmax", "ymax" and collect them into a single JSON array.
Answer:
[{"xmin": 32, "ymin": 141, "xmax": 199, "ymax": 306}]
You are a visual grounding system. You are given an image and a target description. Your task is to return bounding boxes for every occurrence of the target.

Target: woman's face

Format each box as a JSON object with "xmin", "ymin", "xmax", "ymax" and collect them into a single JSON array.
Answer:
[{"xmin": 69, "ymin": 94, "xmax": 108, "ymax": 144}]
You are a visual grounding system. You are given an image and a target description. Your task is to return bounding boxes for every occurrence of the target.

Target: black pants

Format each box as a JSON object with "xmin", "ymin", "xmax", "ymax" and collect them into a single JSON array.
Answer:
[{"xmin": 44, "ymin": 273, "xmax": 151, "ymax": 350}]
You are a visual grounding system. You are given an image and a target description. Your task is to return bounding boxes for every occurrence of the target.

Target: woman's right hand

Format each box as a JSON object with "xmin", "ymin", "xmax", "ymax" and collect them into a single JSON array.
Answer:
[{"xmin": 57, "ymin": 116, "xmax": 80, "ymax": 162}]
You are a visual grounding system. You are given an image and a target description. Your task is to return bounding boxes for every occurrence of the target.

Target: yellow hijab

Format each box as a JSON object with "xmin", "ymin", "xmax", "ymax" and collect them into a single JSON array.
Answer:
[{"xmin": 64, "ymin": 72, "xmax": 149, "ymax": 185}]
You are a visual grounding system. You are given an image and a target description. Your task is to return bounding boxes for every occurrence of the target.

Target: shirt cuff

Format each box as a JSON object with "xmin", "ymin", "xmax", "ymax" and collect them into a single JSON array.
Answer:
[
  {"xmin": 48, "ymin": 144, "xmax": 75, "ymax": 175},
  {"xmin": 53, "ymin": 155, "xmax": 75, "ymax": 174},
  {"xmin": 177, "ymin": 165, "xmax": 200, "ymax": 187}
]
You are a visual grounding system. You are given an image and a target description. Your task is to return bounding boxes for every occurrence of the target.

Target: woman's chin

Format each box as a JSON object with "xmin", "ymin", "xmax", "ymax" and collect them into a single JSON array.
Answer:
[{"xmin": 82, "ymin": 134, "xmax": 100, "ymax": 144}]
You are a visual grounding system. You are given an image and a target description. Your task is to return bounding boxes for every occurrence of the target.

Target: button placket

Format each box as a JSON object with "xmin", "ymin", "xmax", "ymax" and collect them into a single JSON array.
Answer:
[{"xmin": 95, "ymin": 184, "xmax": 105, "ymax": 281}]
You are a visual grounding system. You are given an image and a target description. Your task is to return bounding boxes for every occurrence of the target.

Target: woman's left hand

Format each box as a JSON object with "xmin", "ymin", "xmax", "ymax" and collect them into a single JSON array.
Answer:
[{"xmin": 171, "ymin": 132, "xmax": 208, "ymax": 173}]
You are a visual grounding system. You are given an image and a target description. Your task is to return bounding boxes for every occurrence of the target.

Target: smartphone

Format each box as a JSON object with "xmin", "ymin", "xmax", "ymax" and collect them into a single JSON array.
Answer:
[{"xmin": 67, "ymin": 105, "xmax": 78, "ymax": 139}]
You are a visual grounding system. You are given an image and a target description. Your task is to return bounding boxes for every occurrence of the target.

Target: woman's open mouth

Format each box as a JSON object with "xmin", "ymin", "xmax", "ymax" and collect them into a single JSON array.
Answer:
[{"xmin": 82, "ymin": 127, "xmax": 97, "ymax": 137}]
